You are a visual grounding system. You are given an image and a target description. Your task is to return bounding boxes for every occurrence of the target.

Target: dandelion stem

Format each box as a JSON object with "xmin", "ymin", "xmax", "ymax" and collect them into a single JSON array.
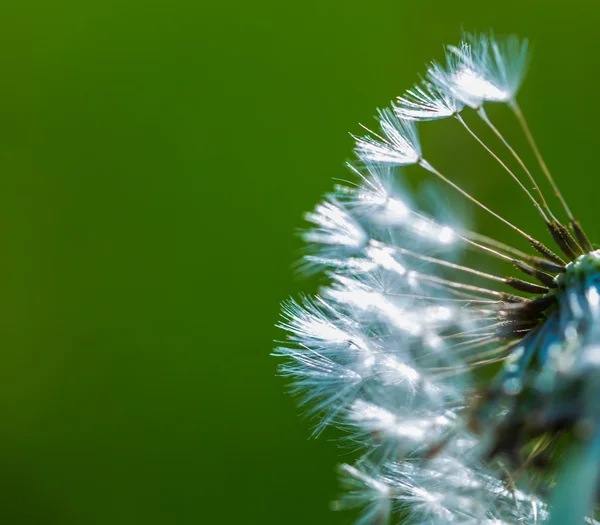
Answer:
[
  {"xmin": 456, "ymin": 113, "xmax": 549, "ymax": 222},
  {"xmin": 510, "ymin": 100, "xmax": 573, "ymax": 221},
  {"xmin": 511, "ymin": 100, "xmax": 594, "ymax": 251},
  {"xmin": 419, "ymin": 158, "xmax": 541, "ymax": 245},
  {"xmin": 412, "ymin": 270, "xmax": 523, "ymax": 299},
  {"xmin": 408, "ymin": 209, "xmax": 536, "ymax": 266},
  {"xmin": 477, "ymin": 106, "xmax": 555, "ymax": 221},
  {"xmin": 391, "ymin": 245, "xmax": 531, "ymax": 289},
  {"xmin": 462, "ymin": 230, "xmax": 531, "ymax": 259},
  {"xmin": 383, "ymin": 292, "xmax": 497, "ymax": 304}
]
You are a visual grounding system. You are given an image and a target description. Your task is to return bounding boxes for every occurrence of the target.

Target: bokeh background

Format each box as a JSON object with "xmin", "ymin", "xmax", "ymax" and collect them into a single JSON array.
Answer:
[{"xmin": 0, "ymin": 1, "xmax": 599, "ymax": 524}]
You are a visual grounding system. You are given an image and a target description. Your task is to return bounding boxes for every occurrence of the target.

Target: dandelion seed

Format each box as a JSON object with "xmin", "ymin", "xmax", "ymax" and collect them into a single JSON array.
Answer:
[
  {"xmin": 427, "ymin": 33, "xmax": 529, "ymax": 109},
  {"xmin": 275, "ymin": 30, "xmax": 600, "ymax": 525},
  {"xmin": 301, "ymin": 198, "xmax": 368, "ymax": 270}
]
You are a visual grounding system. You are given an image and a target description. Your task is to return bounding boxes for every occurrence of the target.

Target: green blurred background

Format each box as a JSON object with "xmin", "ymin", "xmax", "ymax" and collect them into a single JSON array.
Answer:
[{"xmin": 0, "ymin": 1, "xmax": 598, "ymax": 523}]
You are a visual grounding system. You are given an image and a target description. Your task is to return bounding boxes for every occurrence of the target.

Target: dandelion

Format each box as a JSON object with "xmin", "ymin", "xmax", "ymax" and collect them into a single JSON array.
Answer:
[{"xmin": 275, "ymin": 31, "xmax": 600, "ymax": 524}]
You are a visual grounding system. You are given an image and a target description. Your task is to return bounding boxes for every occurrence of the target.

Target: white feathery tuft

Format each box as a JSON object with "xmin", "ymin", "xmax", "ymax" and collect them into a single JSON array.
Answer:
[
  {"xmin": 301, "ymin": 198, "xmax": 368, "ymax": 269},
  {"xmin": 354, "ymin": 108, "xmax": 422, "ymax": 166},
  {"xmin": 396, "ymin": 81, "xmax": 464, "ymax": 121},
  {"xmin": 428, "ymin": 33, "xmax": 529, "ymax": 109}
]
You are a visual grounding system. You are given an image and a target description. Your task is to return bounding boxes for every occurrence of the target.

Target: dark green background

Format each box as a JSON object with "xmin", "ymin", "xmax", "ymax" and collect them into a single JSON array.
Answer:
[{"xmin": 0, "ymin": 1, "xmax": 598, "ymax": 523}]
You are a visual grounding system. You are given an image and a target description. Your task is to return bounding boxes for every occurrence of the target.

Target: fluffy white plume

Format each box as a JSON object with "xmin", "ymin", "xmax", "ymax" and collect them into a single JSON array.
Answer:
[
  {"xmin": 396, "ymin": 81, "xmax": 464, "ymax": 120},
  {"xmin": 354, "ymin": 108, "xmax": 421, "ymax": 166},
  {"xmin": 428, "ymin": 33, "xmax": 529, "ymax": 109}
]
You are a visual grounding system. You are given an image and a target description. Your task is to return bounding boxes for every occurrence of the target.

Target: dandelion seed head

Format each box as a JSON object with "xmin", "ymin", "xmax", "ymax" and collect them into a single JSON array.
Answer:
[{"xmin": 277, "ymin": 29, "xmax": 600, "ymax": 525}]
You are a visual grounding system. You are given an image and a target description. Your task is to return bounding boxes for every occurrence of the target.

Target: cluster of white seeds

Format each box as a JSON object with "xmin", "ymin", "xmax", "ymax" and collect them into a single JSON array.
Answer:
[{"xmin": 275, "ymin": 33, "xmax": 600, "ymax": 524}]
